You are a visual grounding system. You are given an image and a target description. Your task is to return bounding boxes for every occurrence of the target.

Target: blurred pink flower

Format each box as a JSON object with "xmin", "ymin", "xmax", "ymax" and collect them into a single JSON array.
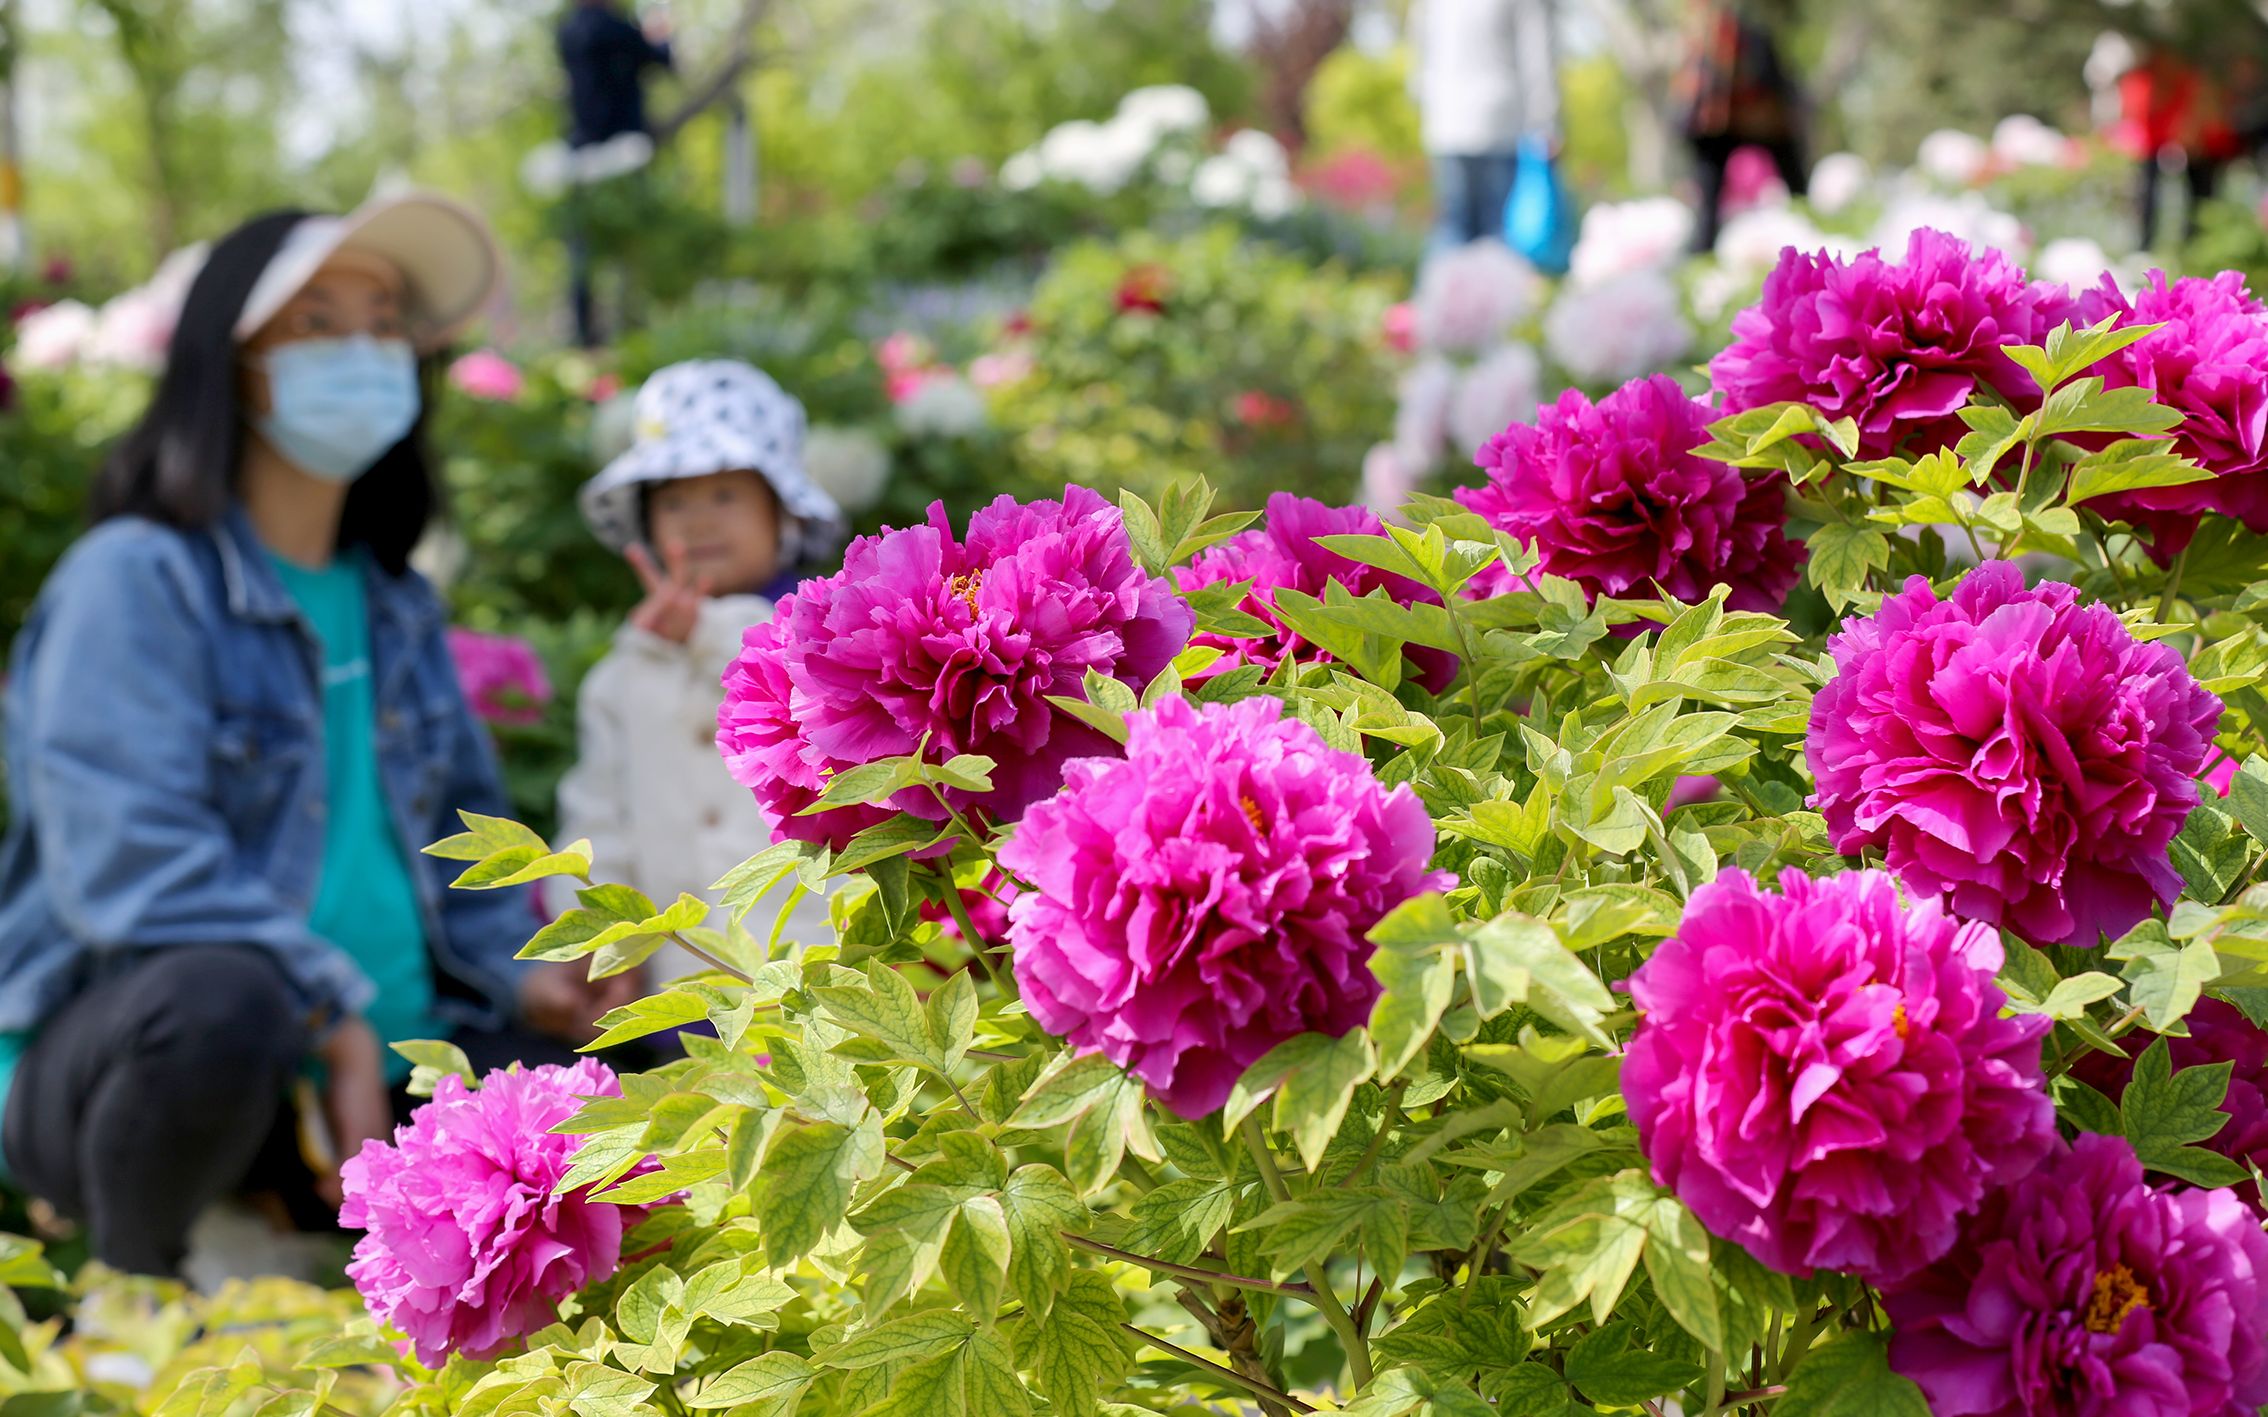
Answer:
[
  {"xmin": 448, "ymin": 628, "xmax": 552, "ymax": 728},
  {"xmin": 876, "ymin": 331, "xmax": 931, "ymax": 375},
  {"xmin": 588, "ymin": 372, "xmax": 623, "ymax": 402},
  {"xmin": 449, "ymin": 349, "xmax": 525, "ymax": 403},
  {"xmin": 1381, "ymin": 302, "xmax": 1418, "ymax": 354},
  {"xmin": 969, "ymin": 350, "xmax": 1034, "ymax": 389}
]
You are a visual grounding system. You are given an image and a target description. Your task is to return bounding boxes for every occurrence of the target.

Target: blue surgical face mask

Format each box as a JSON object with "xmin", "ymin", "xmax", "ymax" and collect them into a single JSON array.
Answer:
[{"xmin": 253, "ymin": 335, "xmax": 421, "ymax": 483}]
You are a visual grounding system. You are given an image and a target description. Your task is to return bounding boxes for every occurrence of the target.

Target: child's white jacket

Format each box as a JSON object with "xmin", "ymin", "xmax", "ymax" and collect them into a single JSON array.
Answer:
[{"xmin": 547, "ymin": 594, "xmax": 832, "ymax": 968}]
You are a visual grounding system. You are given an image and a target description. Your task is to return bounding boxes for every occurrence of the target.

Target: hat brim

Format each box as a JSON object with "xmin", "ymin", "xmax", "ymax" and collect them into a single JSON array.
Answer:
[
  {"xmin": 580, "ymin": 431, "xmax": 845, "ymax": 555},
  {"xmin": 235, "ymin": 192, "xmax": 503, "ymax": 352}
]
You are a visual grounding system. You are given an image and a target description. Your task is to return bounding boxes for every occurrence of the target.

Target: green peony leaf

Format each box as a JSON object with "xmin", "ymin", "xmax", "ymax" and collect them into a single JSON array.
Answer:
[
  {"xmin": 757, "ymin": 1114, "xmax": 887, "ymax": 1264},
  {"xmin": 682, "ymin": 1352, "xmax": 815, "ymax": 1412},
  {"xmin": 1010, "ymin": 1270, "xmax": 1133, "ymax": 1417},
  {"xmin": 1775, "ymin": 1331, "xmax": 1930, "ymax": 1417},
  {"xmin": 1462, "ymin": 914, "xmax": 1616, "ymax": 1046},
  {"xmin": 1804, "ymin": 523, "xmax": 1890, "ymax": 612},
  {"xmin": 938, "ymin": 1194, "xmax": 1011, "ymax": 1317},
  {"xmin": 1640, "ymin": 1198, "xmax": 1723, "ymax": 1354},
  {"xmin": 1564, "ymin": 1321, "xmax": 1702, "ymax": 1407},
  {"xmin": 999, "ymin": 1164, "xmax": 1086, "ymax": 1317},
  {"xmin": 390, "ymin": 1038, "xmax": 473, "ymax": 1098},
  {"xmin": 2121, "ymin": 1036, "xmax": 2248, "ymax": 1186},
  {"xmin": 2110, "ymin": 920, "xmax": 2222, "ymax": 1031}
]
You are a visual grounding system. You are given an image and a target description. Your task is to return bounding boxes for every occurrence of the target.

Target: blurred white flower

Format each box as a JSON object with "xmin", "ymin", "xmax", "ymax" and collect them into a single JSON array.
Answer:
[
  {"xmin": 1544, "ymin": 270, "xmax": 1693, "ymax": 387},
  {"xmin": 1713, "ymin": 207, "xmax": 1832, "ymax": 274},
  {"xmin": 1991, "ymin": 114, "xmax": 2067, "ymax": 169},
  {"xmin": 1394, "ymin": 356, "xmax": 1458, "ymax": 469},
  {"xmin": 82, "ymin": 1353, "xmax": 155, "ymax": 1390},
  {"xmin": 1916, "ymin": 129, "xmax": 1989, "ymax": 188},
  {"xmin": 1689, "ymin": 264, "xmax": 1754, "ymax": 323},
  {"xmin": 1223, "ymin": 129, "xmax": 1291, "ymax": 178},
  {"xmin": 1000, "ymin": 150, "xmax": 1044, "ymax": 191},
  {"xmin": 1869, "ymin": 192, "xmax": 2028, "ymax": 261},
  {"xmin": 1116, "ymin": 85, "xmax": 1210, "ymax": 147},
  {"xmin": 410, "ymin": 524, "xmax": 468, "ymax": 590},
  {"xmin": 88, "ymin": 244, "xmax": 206, "ymax": 371},
  {"xmin": 1154, "ymin": 149, "xmax": 1195, "ymax": 185},
  {"xmin": 2035, "ymin": 236, "xmax": 2118, "ymax": 295},
  {"xmin": 13, "ymin": 298, "xmax": 97, "ymax": 370},
  {"xmin": 1449, "ymin": 343, "xmax": 1543, "ymax": 458},
  {"xmin": 1247, "ymin": 177, "xmax": 1300, "ymax": 220},
  {"xmin": 1191, "ymin": 154, "xmax": 1251, "ymax": 208},
  {"xmin": 803, "ymin": 425, "xmax": 892, "ymax": 513},
  {"xmin": 895, "ymin": 374, "xmax": 989, "ymax": 438},
  {"xmin": 1413, "ymin": 241, "xmax": 1542, "ymax": 356},
  {"xmin": 1806, "ymin": 152, "xmax": 1871, "ymax": 217},
  {"xmin": 1362, "ymin": 441, "xmax": 1421, "ymax": 522},
  {"xmin": 1568, "ymin": 197, "xmax": 1693, "ymax": 287}
]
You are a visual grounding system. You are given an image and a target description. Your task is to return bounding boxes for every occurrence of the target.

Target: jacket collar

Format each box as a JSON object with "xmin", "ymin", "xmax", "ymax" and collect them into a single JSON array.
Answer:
[{"xmin": 211, "ymin": 501, "xmax": 443, "ymax": 637}]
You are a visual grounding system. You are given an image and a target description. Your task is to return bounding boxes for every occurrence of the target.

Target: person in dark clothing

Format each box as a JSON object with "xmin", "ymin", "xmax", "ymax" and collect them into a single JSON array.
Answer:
[
  {"xmin": 556, "ymin": 0, "xmax": 673, "ymax": 346},
  {"xmin": 1676, "ymin": 0, "xmax": 1808, "ymax": 255}
]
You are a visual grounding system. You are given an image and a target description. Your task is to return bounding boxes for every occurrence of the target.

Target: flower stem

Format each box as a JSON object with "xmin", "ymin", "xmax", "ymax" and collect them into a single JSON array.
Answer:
[
  {"xmin": 1120, "ymin": 1324, "xmax": 1315, "ymax": 1414},
  {"xmin": 1240, "ymin": 1119, "xmax": 1374, "ymax": 1389},
  {"xmin": 927, "ymin": 869, "xmax": 1014, "ymax": 999},
  {"xmin": 1064, "ymin": 1234, "xmax": 1317, "ymax": 1298},
  {"xmin": 2154, "ymin": 542, "xmax": 2192, "ymax": 623},
  {"xmin": 1337, "ymin": 1081, "xmax": 1406, "ymax": 1189}
]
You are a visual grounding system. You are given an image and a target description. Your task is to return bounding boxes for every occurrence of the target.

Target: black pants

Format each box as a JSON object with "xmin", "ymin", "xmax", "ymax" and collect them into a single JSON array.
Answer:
[
  {"xmin": 1, "ymin": 946, "xmax": 590, "ymax": 1277},
  {"xmin": 1690, "ymin": 132, "xmax": 1809, "ymax": 254},
  {"xmin": 2138, "ymin": 155, "xmax": 2223, "ymax": 249}
]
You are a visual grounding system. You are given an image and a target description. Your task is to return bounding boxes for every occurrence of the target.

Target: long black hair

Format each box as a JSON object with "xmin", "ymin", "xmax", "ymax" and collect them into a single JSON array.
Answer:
[{"xmin": 87, "ymin": 209, "xmax": 443, "ymax": 575}]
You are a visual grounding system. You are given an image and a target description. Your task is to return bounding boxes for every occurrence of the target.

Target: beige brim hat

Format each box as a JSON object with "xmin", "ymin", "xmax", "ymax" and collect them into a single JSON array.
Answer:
[{"xmin": 234, "ymin": 191, "xmax": 503, "ymax": 352}]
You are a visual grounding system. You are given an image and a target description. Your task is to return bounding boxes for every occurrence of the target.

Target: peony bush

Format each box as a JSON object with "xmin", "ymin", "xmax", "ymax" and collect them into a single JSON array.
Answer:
[{"xmin": 82, "ymin": 231, "xmax": 2268, "ymax": 1417}]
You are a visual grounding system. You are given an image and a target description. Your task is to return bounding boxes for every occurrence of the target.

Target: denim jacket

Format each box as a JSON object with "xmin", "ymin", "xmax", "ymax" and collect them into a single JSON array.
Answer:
[{"xmin": 0, "ymin": 506, "xmax": 535, "ymax": 1034}]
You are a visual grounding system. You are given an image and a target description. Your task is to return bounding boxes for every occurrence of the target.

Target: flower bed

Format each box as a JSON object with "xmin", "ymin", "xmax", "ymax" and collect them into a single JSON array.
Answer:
[{"xmin": 0, "ymin": 225, "xmax": 2259, "ymax": 1417}]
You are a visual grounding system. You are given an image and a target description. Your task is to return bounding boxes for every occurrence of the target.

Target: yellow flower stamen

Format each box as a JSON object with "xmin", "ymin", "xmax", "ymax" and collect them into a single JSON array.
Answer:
[
  {"xmin": 2084, "ymin": 1264, "xmax": 2150, "ymax": 1336},
  {"xmin": 1241, "ymin": 795, "xmax": 1266, "ymax": 833},
  {"xmin": 1893, "ymin": 1002, "xmax": 1909, "ymax": 1041},
  {"xmin": 948, "ymin": 570, "xmax": 983, "ymax": 614}
]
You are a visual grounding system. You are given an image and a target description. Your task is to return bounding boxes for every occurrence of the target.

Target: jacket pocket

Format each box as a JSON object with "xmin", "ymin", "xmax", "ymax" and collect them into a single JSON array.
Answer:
[{"xmin": 209, "ymin": 706, "xmax": 316, "ymax": 835}]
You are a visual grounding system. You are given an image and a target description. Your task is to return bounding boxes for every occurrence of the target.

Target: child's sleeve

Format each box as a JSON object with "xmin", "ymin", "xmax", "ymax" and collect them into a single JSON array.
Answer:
[{"xmin": 547, "ymin": 652, "xmax": 640, "ymax": 917}]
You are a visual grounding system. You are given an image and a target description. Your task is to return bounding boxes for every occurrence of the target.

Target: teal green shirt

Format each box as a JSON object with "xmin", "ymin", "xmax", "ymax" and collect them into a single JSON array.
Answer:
[{"xmin": 270, "ymin": 552, "xmax": 436, "ymax": 1085}]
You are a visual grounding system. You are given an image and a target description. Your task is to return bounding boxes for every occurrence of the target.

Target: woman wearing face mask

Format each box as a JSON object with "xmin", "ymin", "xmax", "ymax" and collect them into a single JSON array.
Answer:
[{"xmin": 0, "ymin": 195, "xmax": 634, "ymax": 1276}]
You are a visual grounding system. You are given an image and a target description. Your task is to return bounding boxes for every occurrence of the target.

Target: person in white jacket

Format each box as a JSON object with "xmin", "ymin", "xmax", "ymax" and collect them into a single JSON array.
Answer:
[
  {"xmin": 549, "ymin": 360, "xmax": 845, "ymax": 975},
  {"xmin": 1409, "ymin": 0, "xmax": 1562, "ymax": 251}
]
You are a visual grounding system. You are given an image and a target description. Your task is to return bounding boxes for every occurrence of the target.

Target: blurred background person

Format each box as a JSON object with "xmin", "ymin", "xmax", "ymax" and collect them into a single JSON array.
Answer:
[
  {"xmin": 1410, "ymin": 0, "xmax": 1561, "ymax": 252},
  {"xmin": 0, "ymin": 195, "xmax": 630, "ymax": 1277},
  {"xmin": 1677, "ymin": 0, "xmax": 1808, "ymax": 255},
  {"xmin": 2116, "ymin": 41, "xmax": 2240, "ymax": 248},
  {"xmin": 557, "ymin": 0, "xmax": 674, "ymax": 347}
]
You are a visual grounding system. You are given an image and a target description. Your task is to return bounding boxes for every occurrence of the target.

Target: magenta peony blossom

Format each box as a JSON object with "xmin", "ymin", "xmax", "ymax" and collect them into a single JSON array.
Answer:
[
  {"xmin": 1454, "ymin": 374, "xmax": 1802, "ymax": 607},
  {"xmin": 448, "ymin": 349, "xmax": 525, "ymax": 403},
  {"xmin": 1709, "ymin": 228, "xmax": 2073, "ymax": 458},
  {"xmin": 2070, "ymin": 271, "xmax": 2268, "ymax": 556},
  {"xmin": 1174, "ymin": 492, "xmax": 1455, "ymax": 690},
  {"xmin": 999, "ymin": 696, "xmax": 1449, "ymax": 1118},
  {"xmin": 1624, "ymin": 867, "xmax": 2055, "ymax": 1285},
  {"xmin": 340, "ymin": 1060, "xmax": 642, "ymax": 1366},
  {"xmin": 2207, "ymin": 756, "xmax": 2241, "ymax": 798},
  {"xmin": 717, "ymin": 488, "xmax": 1193, "ymax": 850},
  {"xmin": 1807, "ymin": 561, "xmax": 2220, "ymax": 948},
  {"xmin": 1886, "ymin": 1134, "xmax": 2268, "ymax": 1417},
  {"xmin": 2073, "ymin": 997, "xmax": 2268, "ymax": 1212},
  {"xmin": 447, "ymin": 628, "xmax": 552, "ymax": 728}
]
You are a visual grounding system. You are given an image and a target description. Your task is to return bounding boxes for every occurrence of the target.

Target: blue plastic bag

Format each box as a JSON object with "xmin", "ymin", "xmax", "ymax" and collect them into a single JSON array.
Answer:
[{"xmin": 1504, "ymin": 136, "xmax": 1577, "ymax": 276}]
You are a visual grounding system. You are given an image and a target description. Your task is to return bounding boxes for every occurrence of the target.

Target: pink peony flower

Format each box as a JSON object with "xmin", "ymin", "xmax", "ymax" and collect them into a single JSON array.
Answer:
[
  {"xmin": 717, "ymin": 488, "xmax": 1193, "ymax": 850},
  {"xmin": 1361, "ymin": 442, "xmax": 1420, "ymax": 521},
  {"xmin": 340, "ymin": 1061, "xmax": 645, "ymax": 1366},
  {"xmin": 2070, "ymin": 271, "xmax": 2268, "ymax": 557},
  {"xmin": 969, "ymin": 350, "xmax": 1034, "ymax": 389},
  {"xmin": 1807, "ymin": 561, "xmax": 2221, "ymax": 948},
  {"xmin": 875, "ymin": 331, "xmax": 931, "ymax": 376},
  {"xmin": 1709, "ymin": 228, "xmax": 2074, "ymax": 458},
  {"xmin": 1412, "ymin": 241, "xmax": 1541, "ymax": 355},
  {"xmin": 447, "ymin": 628, "xmax": 553, "ymax": 728},
  {"xmin": 1381, "ymin": 301, "xmax": 1418, "ymax": 354},
  {"xmin": 588, "ymin": 372, "xmax": 623, "ymax": 403},
  {"xmin": 1454, "ymin": 374, "xmax": 1802, "ymax": 608},
  {"xmin": 1721, "ymin": 144, "xmax": 1788, "ymax": 214},
  {"xmin": 449, "ymin": 349, "xmax": 524, "ymax": 403},
  {"xmin": 2072, "ymin": 997, "xmax": 2268, "ymax": 1212},
  {"xmin": 1625, "ymin": 867, "xmax": 2056, "ymax": 1285},
  {"xmin": 1000, "ymin": 696, "xmax": 1450, "ymax": 1118},
  {"xmin": 1232, "ymin": 390, "xmax": 1298, "ymax": 429},
  {"xmin": 2207, "ymin": 756, "xmax": 2241, "ymax": 797},
  {"xmin": 1886, "ymin": 1134, "xmax": 2268, "ymax": 1417},
  {"xmin": 1174, "ymin": 492, "xmax": 1456, "ymax": 690}
]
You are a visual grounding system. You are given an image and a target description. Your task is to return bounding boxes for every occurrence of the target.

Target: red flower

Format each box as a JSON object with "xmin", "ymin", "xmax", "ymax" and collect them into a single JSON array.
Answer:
[
  {"xmin": 1232, "ymin": 390, "xmax": 1298, "ymax": 428},
  {"xmin": 1115, "ymin": 265, "xmax": 1170, "ymax": 315}
]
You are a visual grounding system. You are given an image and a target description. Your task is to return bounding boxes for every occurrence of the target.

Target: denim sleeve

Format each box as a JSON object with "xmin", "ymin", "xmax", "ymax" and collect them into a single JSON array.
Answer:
[
  {"xmin": 19, "ymin": 524, "xmax": 375, "ymax": 1018},
  {"xmin": 409, "ymin": 615, "xmax": 539, "ymax": 1019}
]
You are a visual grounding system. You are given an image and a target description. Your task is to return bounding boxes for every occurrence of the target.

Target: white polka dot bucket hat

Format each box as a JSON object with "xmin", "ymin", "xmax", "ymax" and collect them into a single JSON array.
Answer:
[{"xmin": 578, "ymin": 359, "xmax": 847, "ymax": 559}]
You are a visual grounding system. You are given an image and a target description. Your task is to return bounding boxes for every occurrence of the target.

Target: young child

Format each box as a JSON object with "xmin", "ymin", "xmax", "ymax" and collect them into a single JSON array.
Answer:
[{"xmin": 551, "ymin": 361, "xmax": 845, "ymax": 964}]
